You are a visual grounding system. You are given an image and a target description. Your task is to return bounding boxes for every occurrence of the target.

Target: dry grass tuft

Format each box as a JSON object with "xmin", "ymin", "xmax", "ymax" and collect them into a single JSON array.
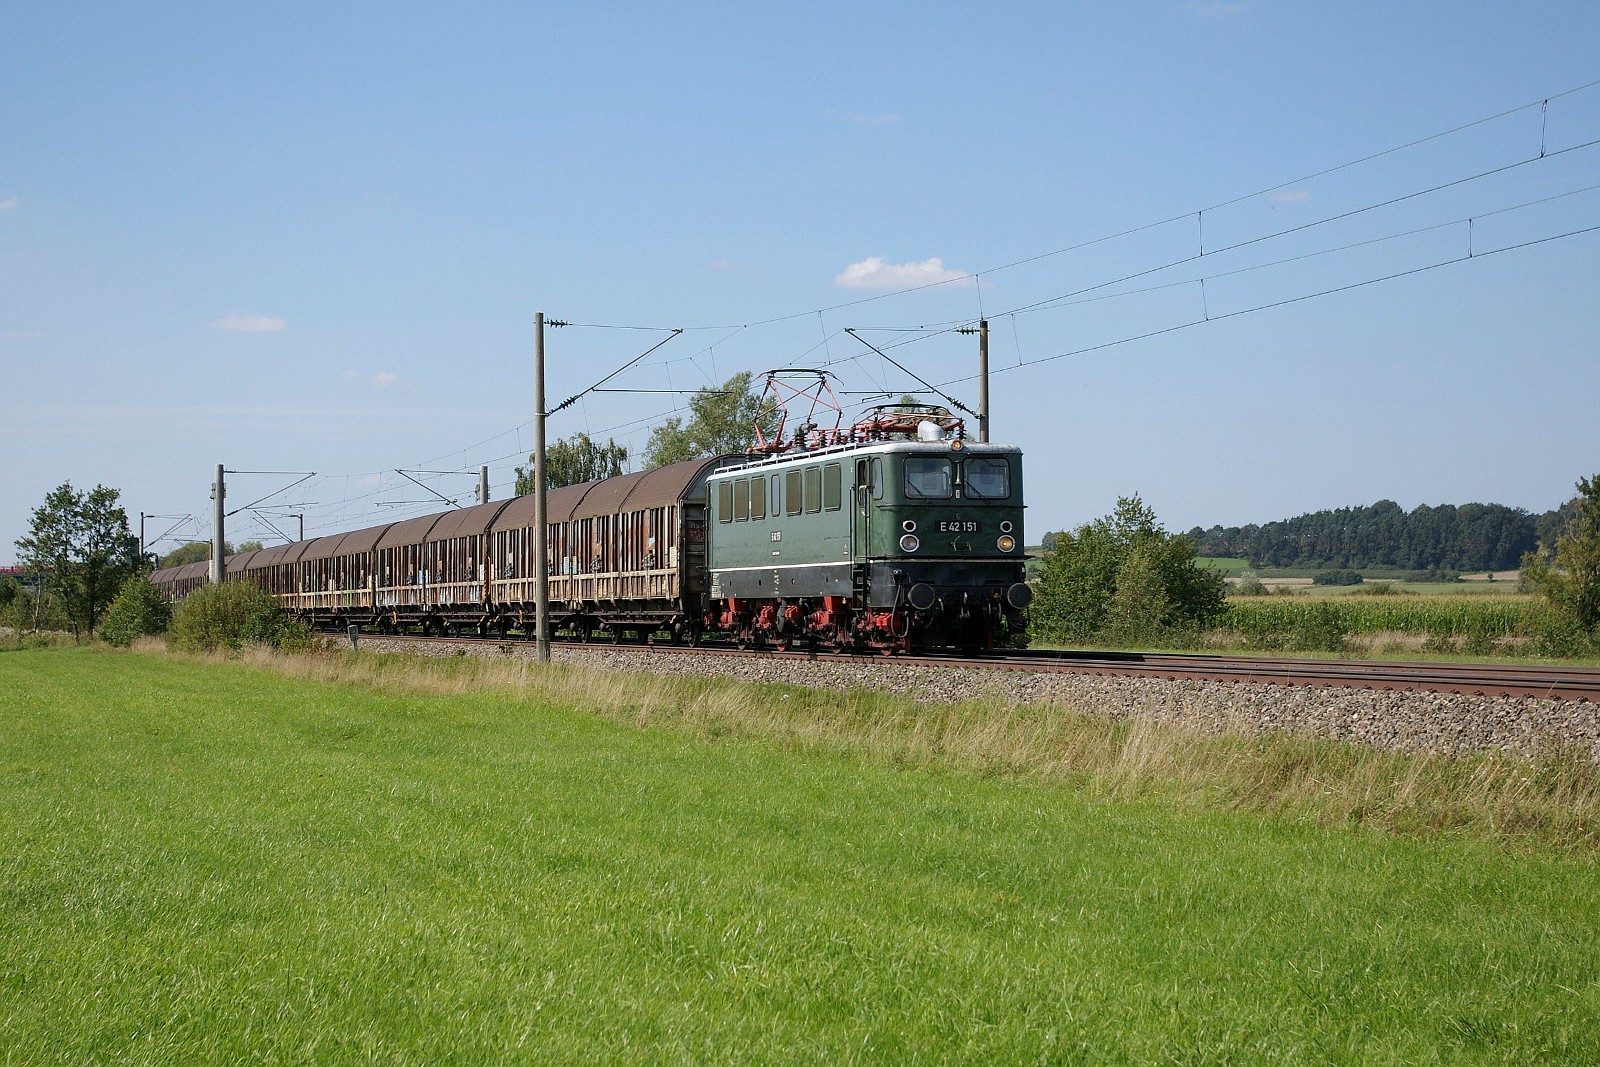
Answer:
[{"xmin": 159, "ymin": 644, "xmax": 1600, "ymax": 852}]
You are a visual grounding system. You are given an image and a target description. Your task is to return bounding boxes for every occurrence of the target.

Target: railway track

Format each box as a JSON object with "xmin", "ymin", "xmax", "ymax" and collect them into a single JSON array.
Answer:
[{"xmin": 344, "ymin": 632, "xmax": 1600, "ymax": 703}]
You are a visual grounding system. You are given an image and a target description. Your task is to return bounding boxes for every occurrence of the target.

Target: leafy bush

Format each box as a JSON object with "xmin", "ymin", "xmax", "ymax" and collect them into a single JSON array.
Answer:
[
  {"xmin": 1233, "ymin": 576, "xmax": 1268, "ymax": 597},
  {"xmin": 1351, "ymin": 582, "xmax": 1409, "ymax": 597},
  {"xmin": 1521, "ymin": 472, "xmax": 1600, "ymax": 641},
  {"xmin": 1, "ymin": 586, "xmax": 66, "ymax": 634},
  {"xmin": 1522, "ymin": 602, "xmax": 1598, "ymax": 659},
  {"xmin": 100, "ymin": 576, "xmax": 171, "ymax": 647},
  {"xmin": 1031, "ymin": 495, "xmax": 1226, "ymax": 645},
  {"xmin": 168, "ymin": 580, "xmax": 311, "ymax": 652},
  {"xmin": 1313, "ymin": 569, "xmax": 1364, "ymax": 586}
]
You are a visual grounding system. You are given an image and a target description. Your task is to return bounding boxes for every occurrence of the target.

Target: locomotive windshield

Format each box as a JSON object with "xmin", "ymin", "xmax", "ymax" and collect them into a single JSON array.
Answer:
[
  {"xmin": 963, "ymin": 457, "xmax": 1011, "ymax": 499},
  {"xmin": 903, "ymin": 456, "xmax": 954, "ymax": 499}
]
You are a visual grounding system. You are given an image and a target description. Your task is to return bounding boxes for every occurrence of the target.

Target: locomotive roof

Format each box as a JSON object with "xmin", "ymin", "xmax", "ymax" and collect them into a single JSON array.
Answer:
[{"xmin": 708, "ymin": 438, "xmax": 1021, "ymax": 478}]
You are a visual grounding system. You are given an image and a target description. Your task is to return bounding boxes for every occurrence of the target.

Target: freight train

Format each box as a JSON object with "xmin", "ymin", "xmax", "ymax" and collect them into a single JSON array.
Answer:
[{"xmin": 151, "ymin": 393, "xmax": 1032, "ymax": 653}]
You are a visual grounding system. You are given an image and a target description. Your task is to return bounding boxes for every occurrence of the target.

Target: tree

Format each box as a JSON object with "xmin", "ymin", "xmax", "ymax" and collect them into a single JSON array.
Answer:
[
  {"xmin": 100, "ymin": 575, "xmax": 171, "ymax": 647},
  {"xmin": 514, "ymin": 432, "xmax": 629, "ymax": 494},
  {"xmin": 1521, "ymin": 472, "xmax": 1600, "ymax": 634},
  {"xmin": 157, "ymin": 539, "xmax": 267, "ymax": 568},
  {"xmin": 1031, "ymin": 495, "xmax": 1226, "ymax": 645},
  {"xmin": 643, "ymin": 371, "xmax": 778, "ymax": 468},
  {"xmin": 15, "ymin": 482, "xmax": 143, "ymax": 636},
  {"xmin": 161, "ymin": 541, "xmax": 219, "ymax": 568}
]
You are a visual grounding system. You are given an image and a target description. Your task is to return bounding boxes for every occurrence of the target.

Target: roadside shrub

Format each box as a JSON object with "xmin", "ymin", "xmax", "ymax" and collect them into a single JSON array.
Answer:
[
  {"xmin": 1523, "ymin": 602, "xmax": 1598, "ymax": 659},
  {"xmin": 1313, "ymin": 569, "xmax": 1364, "ymax": 586},
  {"xmin": 100, "ymin": 576, "xmax": 171, "ymax": 647},
  {"xmin": 1, "ymin": 586, "xmax": 66, "ymax": 634},
  {"xmin": 1352, "ymin": 582, "xmax": 1409, "ymax": 597},
  {"xmin": 168, "ymin": 580, "xmax": 311, "ymax": 652},
  {"xmin": 1233, "ymin": 576, "xmax": 1268, "ymax": 596}
]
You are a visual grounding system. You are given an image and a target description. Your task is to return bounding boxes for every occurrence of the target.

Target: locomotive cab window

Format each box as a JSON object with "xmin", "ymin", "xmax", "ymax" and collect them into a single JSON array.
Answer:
[
  {"xmin": 964, "ymin": 457, "xmax": 1011, "ymax": 499},
  {"xmin": 904, "ymin": 456, "xmax": 954, "ymax": 499},
  {"xmin": 823, "ymin": 463, "xmax": 842, "ymax": 511}
]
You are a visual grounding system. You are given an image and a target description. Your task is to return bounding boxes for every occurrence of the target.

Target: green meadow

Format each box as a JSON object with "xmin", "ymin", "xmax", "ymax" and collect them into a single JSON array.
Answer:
[{"xmin": 2, "ymin": 647, "xmax": 1597, "ymax": 1064}]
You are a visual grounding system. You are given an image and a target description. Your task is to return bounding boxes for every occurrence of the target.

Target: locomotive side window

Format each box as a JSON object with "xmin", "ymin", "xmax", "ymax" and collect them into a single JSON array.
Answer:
[
  {"xmin": 771, "ymin": 473, "xmax": 781, "ymax": 514},
  {"xmin": 718, "ymin": 481, "xmax": 733, "ymax": 523},
  {"xmin": 870, "ymin": 457, "xmax": 883, "ymax": 500},
  {"xmin": 750, "ymin": 476, "xmax": 766, "ymax": 520},
  {"xmin": 823, "ymin": 463, "xmax": 842, "ymax": 511},
  {"xmin": 734, "ymin": 478, "xmax": 750, "ymax": 521},
  {"xmin": 964, "ymin": 457, "xmax": 1011, "ymax": 499},
  {"xmin": 804, "ymin": 467, "xmax": 821, "ymax": 513},
  {"xmin": 904, "ymin": 456, "xmax": 954, "ymax": 499},
  {"xmin": 785, "ymin": 470, "xmax": 802, "ymax": 515}
]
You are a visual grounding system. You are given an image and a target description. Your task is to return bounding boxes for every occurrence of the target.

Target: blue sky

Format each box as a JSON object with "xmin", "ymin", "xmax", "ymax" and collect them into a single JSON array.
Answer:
[{"xmin": 4, "ymin": 1, "xmax": 1598, "ymax": 560}]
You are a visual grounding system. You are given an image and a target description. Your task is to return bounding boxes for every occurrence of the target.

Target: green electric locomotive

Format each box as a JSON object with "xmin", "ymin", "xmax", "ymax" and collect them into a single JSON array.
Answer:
[{"xmin": 704, "ymin": 408, "xmax": 1031, "ymax": 652}]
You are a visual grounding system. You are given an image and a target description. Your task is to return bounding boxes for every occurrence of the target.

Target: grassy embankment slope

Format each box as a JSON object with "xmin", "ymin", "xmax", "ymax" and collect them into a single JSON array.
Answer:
[{"xmin": 3, "ymin": 647, "xmax": 1597, "ymax": 1063}]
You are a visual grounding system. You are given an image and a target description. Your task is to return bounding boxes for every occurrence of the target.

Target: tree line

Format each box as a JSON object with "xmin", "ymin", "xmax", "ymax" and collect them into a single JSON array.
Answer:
[{"xmin": 1178, "ymin": 499, "xmax": 1576, "ymax": 573}]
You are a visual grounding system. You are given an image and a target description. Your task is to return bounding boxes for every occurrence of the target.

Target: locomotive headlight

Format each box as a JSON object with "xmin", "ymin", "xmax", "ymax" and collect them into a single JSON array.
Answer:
[
  {"xmin": 900, "ymin": 533, "xmax": 920, "ymax": 553},
  {"xmin": 901, "ymin": 519, "xmax": 917, "ymax": 533},
  {"xmin": 997, "ymin": 534, "xmax": 1017, "ymax": 552},
  {"xmin": 1000, "ymin": 520, "xmax": 1014, "ymax": 534}
]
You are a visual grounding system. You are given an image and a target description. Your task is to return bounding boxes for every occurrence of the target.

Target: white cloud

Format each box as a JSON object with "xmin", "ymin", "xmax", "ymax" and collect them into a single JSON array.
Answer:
[
  {"xmin": 0, "ymin": 197, "xmax": 18, "ymax": 212},
  {"xmin": 1271, "ymin": 189, "xmax": 1311, "ymax": 203},
  {"xmin": 834, "ymin": 256, "xmax": 970, "ymax": 290},
  {"xmin": 213, "ymin": 312, "xmax": 287, "ymax": 332},
  {"xmin": 372, "ymin": 372, "xmax": 396, "ymax": 388}
]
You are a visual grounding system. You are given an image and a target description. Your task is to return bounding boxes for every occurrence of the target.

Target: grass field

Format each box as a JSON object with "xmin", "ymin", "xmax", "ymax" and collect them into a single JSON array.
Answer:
[{"xmin": 3, "ymin": 647, "xmax": 1599, "ymax": 1064}]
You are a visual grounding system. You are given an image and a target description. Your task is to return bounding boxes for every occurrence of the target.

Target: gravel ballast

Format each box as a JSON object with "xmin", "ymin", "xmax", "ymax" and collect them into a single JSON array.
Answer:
[{"xmin": 355, "ymin": 638, "xmax": 1600, "ymax": 762}]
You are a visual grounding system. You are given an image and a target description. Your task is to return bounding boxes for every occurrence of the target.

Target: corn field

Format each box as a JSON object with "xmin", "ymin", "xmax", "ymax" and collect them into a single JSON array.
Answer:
[{"xmin": 1221, "ymin": 595, "xmax": 1540, "ymax": 645}]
